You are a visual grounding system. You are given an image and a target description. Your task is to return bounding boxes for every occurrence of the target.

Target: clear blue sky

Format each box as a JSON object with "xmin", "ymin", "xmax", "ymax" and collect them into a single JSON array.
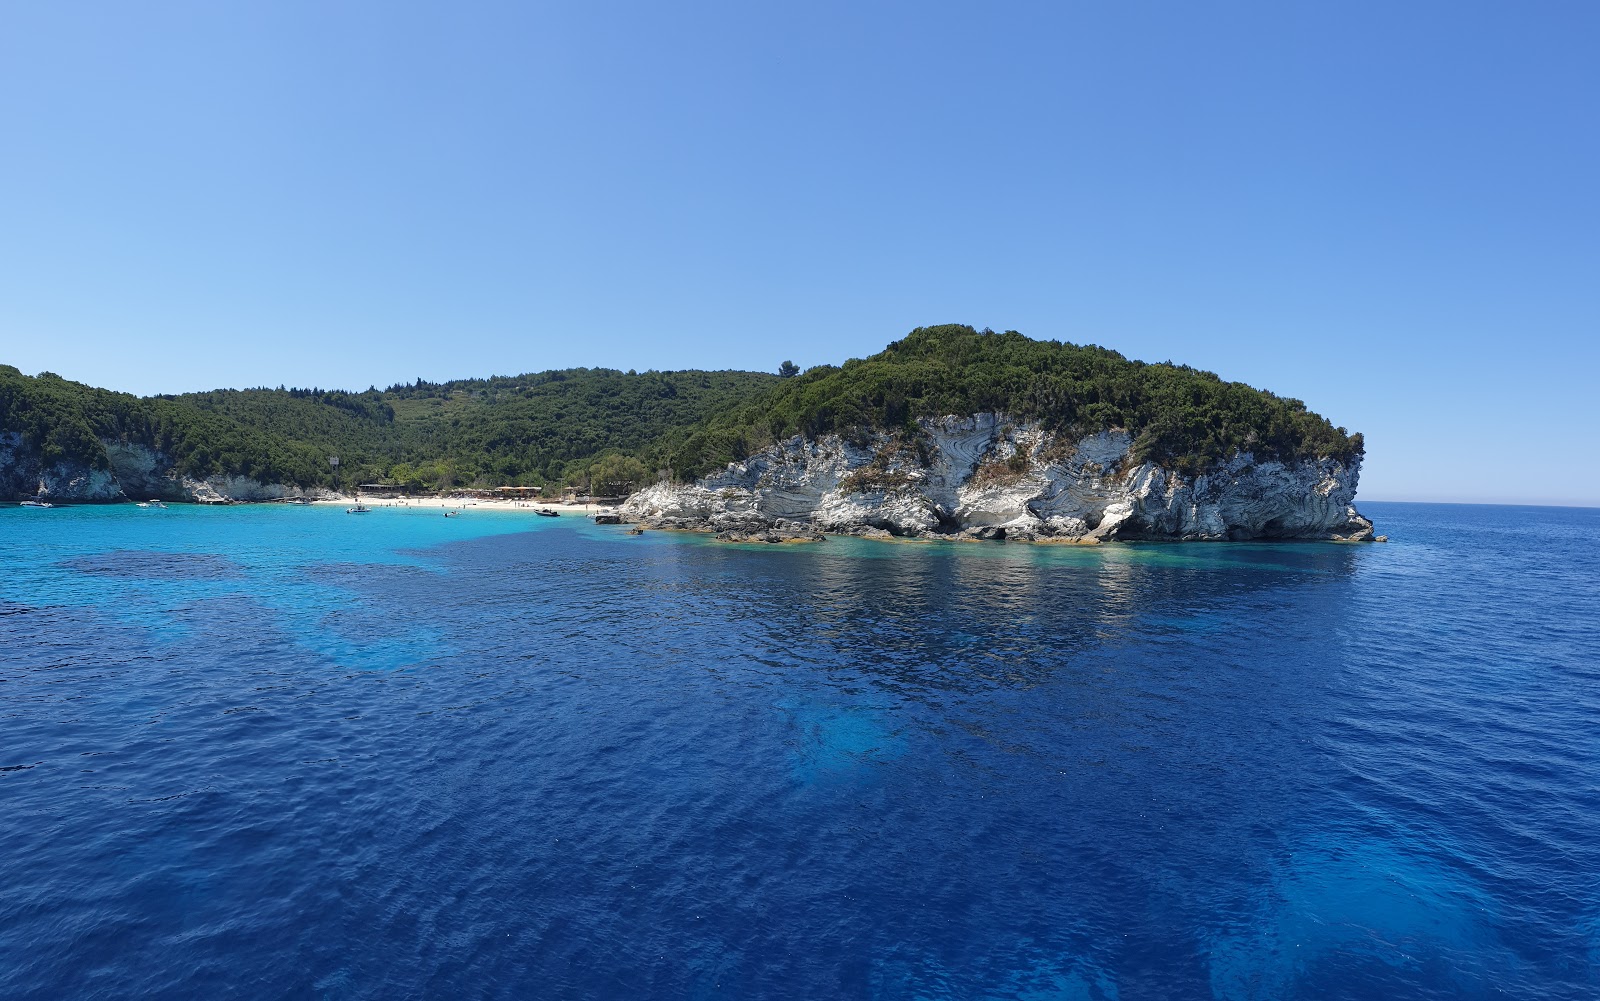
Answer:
[{"xmin": 2, "ymin": 2, "xmax": 1596, "ymax": 505}]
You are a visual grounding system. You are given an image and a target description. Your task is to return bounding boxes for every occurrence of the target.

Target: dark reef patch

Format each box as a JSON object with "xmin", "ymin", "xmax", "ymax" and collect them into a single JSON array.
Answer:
[{"xmin": 61, "ymin": 551, "xmax": 245, "ymax": 581}]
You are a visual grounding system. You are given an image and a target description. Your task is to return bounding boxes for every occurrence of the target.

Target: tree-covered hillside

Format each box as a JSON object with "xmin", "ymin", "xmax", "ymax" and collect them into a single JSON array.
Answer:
[
  {"xmin": 1, "ymin": 364, "xmax": 778, "ymax": 492},
  {"xmin": 170, "ymin": 368, "xmax": 777, "ymax": 488},
  {"xmin": 1, "ymin": 366, "xmax": 329, "ymax": 486},
  {"xmin": 3, "ymin": 325, "xmax": 1365, "ymax": 497},
  {"xmin": 666, "ymin": 325, "xmax": 1363, "ymax": 478}
]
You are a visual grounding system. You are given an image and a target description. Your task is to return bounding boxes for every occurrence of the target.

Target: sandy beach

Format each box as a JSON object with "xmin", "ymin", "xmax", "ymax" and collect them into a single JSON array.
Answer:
[{"xmin": 313, "ymin": 496, "xmax": 611, "ymax": 515}]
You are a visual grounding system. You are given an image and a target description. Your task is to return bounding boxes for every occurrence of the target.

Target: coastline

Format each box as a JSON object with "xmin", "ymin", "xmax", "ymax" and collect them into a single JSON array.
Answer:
[{"xmin": 315, "ymin": 496, "xmax": 607, "ymax": 515}]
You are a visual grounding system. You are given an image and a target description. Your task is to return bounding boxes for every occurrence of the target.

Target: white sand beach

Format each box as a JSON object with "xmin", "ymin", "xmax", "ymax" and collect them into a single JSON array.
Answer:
[{"xmin": 314, "ymin": 495, "xmax": 610, "ymax": 515}]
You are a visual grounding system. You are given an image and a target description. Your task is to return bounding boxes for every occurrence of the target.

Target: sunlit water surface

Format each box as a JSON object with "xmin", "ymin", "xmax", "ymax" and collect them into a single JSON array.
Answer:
[{"xmin": 2, "ymin": 501, "xmax": 1597, "ymax": 1000}]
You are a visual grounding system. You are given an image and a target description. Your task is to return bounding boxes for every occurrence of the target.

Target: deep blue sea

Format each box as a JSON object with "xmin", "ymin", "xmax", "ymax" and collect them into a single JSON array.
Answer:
[{"xmin": 1, "ymin": 501, "xmax": 1597, "ymax": 1000}]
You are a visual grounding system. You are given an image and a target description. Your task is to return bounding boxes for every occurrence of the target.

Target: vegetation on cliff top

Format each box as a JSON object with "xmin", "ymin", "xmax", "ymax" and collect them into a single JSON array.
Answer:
[
  {"xmin": 666, "ymin": 325, "xmax": 1363, "ymax": 478},
  {"xmin": 2, "ymin": 325, "xmax": 1363, "ymax": 494}
]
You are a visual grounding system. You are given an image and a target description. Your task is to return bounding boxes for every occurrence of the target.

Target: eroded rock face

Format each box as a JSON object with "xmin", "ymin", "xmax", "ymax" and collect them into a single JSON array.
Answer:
[
  {"xmin": 103, "ymin": 442, "xmax": 183, "ymax": 500},
  {"xmin": 178, "ymin": 475, "xmax": 310, "ymax": 504},
  {"xmin": 0, "ymin": 432, "xmax": 124, "ymax": 501},
  {"xmin": 621, "ymin": 415, "xmax": 1375, "ymax": 542},
  {"xmin": 1, "ymin": 436, "xmax": 336, "ymax": 503}
]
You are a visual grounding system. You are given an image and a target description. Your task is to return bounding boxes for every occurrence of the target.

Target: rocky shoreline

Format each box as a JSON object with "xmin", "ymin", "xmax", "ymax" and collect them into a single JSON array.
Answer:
[
  {"xmin": 622, "ymin": 415, "xmax": 1380, "ymax": 544},
  {"xmin": 5, "ymin": 415, "xmax": 1383, "ymax": 545}
]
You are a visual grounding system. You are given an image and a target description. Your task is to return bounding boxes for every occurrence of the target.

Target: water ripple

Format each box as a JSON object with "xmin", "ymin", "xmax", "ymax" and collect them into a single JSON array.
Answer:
[{"xmin": 0, "ymin": 502, "xmax": 1595, "ymax": 998}]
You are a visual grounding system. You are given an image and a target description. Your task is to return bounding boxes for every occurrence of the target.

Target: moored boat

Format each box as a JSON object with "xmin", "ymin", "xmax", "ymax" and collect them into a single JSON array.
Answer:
[
  {"xmin": 19, "ymin": 500, "xmax": 55, "ymax": 509},
  {"xmin": 347, "ymin": 504, "xmax": 372, "ymax": 514}
]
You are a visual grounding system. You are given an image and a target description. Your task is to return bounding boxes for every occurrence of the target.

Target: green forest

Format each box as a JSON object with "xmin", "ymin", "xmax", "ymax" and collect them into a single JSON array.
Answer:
[
  {"xmin": 0, "ymin": 364, "xmax": 778, "ymax": 493},
  {"xmin": 1, "ymin": 325, "xmax": 1363, "ymax": 494}
]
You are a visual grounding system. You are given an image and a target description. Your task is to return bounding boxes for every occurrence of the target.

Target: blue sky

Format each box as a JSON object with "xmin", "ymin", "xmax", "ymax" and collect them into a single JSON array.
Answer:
[{"xmin": 2, "ymin": 2, "xmax": 1596, "ymax": 505}]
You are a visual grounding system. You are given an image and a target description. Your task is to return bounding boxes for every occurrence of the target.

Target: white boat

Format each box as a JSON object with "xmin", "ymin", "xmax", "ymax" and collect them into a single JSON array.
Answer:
[
  {"xmin": 19, "ymin": 500, "xmax": 54, "ymax": 509},
  {"xmin": 347, "ymin": 504, "xmax": 372, "ymax": 514},
  {"xmin": 137, "ymin": 499, "xmax": 167, "ymax": 509}
]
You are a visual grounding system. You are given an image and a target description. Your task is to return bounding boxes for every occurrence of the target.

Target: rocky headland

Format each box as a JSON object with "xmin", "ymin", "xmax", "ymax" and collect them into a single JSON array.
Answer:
[
  {"xmin": 0, "ymin": 434, "xmax": 336, "ymax": 504},
  {"xmin": 621, "ymin": 415, "xmax": 1376, "ymax": 543},
  {"xmin": 3, "ymin": 326, "xmax": 1380, "ymax": 527}
]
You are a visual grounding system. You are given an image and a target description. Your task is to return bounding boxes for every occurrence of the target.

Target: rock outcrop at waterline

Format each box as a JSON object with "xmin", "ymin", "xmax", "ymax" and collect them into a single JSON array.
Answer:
[
  {"xmin": 0, "ymin": 434, "xmax": 335, "ymax": 504},
  {"xmin": 621, "ymin": 415, "xmax": 1375, "ymax": 542}
]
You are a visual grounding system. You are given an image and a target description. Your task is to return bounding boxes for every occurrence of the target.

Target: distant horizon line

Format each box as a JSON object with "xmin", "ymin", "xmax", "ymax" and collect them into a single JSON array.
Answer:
[{"xmin": 1361, "ymin": 498, "xmax": 1598, "ymax": 511}]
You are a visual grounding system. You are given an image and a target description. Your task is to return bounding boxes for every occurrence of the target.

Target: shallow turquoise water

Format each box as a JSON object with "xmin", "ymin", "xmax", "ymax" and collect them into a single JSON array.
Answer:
[{"xmin": 1, "ymin": 501, "xmax": 1597, "ymax": 999}]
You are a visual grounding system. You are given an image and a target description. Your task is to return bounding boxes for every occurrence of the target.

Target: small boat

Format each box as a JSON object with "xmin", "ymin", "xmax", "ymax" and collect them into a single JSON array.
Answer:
[
  {"xmin": 534, "ymin": 508, "xmax": 560, "ymax": 518},
  {"xmin": 19, "ymin": 500, "xmax": 54, "ymax": 509},
  {"xmin": 137, "ymin": 499, "xmax": 167, "ymax": 509},
  {"xmin": 347, "ymin": 504, "xmax": 372, "ymax": 514},
  {"xmin": 444, "ymin": 510, "xmax": 461, "ymax": 518}
]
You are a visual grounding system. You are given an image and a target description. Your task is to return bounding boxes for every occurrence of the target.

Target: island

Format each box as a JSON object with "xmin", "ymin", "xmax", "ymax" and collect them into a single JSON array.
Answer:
[{"xmin": 1, "ymin": 325, "xmax": 1375, "ymax": 541}]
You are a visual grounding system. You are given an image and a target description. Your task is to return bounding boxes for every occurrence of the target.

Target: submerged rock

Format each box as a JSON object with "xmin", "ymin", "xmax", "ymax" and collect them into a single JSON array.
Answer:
[{"xmin": 714, "ymin": 528, "xmax": 828, "ymax": 544}]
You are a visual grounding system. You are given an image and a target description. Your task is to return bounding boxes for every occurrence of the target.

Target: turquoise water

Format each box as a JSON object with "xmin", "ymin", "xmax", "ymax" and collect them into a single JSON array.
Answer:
[{"xmin": 1, "ymin": 501, "xmax": 1597, "ymax": 999}]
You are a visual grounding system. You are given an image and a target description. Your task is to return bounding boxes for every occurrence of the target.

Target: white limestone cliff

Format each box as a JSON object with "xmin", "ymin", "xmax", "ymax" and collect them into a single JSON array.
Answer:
[
  {"xmin": 620, "ymin": 415, "xmax": 1375, "ymax": 542},
  {"xmin": 1, "ymin": 435, "xmax": 334, "ymax": 504}
]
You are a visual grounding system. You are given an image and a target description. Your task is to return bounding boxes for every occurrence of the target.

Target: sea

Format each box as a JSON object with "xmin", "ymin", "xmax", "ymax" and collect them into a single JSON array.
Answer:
[{"xmin": 1, "ymin": 500, "xmax": 1596, "ymax": 1000}]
